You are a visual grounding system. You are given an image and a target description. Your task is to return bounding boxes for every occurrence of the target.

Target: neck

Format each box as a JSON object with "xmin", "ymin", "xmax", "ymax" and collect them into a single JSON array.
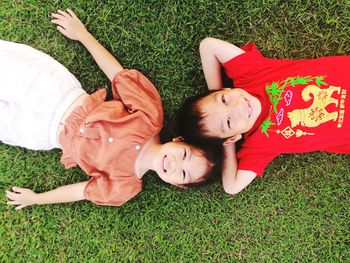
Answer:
[{"xmin": 135, "ymin": 135, "xmax": 161, "ymax": 179}]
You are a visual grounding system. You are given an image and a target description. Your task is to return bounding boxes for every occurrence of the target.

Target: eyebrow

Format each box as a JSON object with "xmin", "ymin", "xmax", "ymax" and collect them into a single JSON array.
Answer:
[
  {"xmin": 187, "ymin": 149, "xmax": 192, "ymax": 180},
  {"xmin": 215, "ymin": 93, "xmax": 225, "ymax": 133}
]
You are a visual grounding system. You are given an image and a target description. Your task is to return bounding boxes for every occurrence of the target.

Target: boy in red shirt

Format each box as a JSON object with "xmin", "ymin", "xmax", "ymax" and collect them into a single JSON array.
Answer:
[{"xmin": 177, "ymin": 37, "xmax": 350, "ymax": 194}]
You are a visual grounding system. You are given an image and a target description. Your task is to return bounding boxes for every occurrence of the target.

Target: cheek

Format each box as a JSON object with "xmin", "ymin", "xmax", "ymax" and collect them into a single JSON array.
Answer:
[
  {"xmin": 168, "ymin": 171, "xmax": 181, "ymax": 183},
  {"xmin": 228, "ymin": 92, "xmax": 240, "ymax": 101},
  {"xmin": 163, "ymin": 176, "xmax": 176, "ymax": 186},
  {"xmin": 192, "ymin": 169, "xmax": 206, "ymax": 182},
  {"xmin": 194, "ymin": 157, "xmax": 208, "ymax": 172},
  {"xmin": 235, "ymin": 120, "xmax": 248, "ymax": 133}
]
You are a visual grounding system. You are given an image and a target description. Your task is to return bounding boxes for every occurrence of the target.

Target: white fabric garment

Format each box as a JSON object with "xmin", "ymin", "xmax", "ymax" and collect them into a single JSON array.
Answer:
[{"xmin": 0, "ymin": 40, "xmax": 85, "ymax": 150}]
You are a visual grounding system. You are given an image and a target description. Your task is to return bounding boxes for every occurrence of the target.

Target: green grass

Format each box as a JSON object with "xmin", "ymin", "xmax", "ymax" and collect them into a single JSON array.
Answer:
[{"xmin": 1, "ymin": 0, "xmax": 350, "ymax": 262}]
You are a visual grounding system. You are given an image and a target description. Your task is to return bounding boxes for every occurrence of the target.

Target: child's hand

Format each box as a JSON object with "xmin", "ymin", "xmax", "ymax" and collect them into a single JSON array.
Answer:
[
  {"xmin": 51, "ymin": 9, "xmax": 89, "ymax": 42},
  {"xmin": 6, "ymin": 187, "xmax": 37, "ymax": 210}
]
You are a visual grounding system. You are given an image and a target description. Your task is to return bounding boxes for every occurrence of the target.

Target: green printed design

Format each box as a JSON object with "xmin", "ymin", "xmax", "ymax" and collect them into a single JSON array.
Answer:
[
  {"xmin": 260, "ymin": 116, "xmax": 275, "ymax": 137},
  {"xmin": 265, "ymin": 75, "xmax": 328, "ymax": 113},
  {"xmin": 261, "ymin": 75, "xmax": 328, "ymax": 137},
  {"xmin": 315, "ymin": 76, "xmax": 327, "ymax": 86}
]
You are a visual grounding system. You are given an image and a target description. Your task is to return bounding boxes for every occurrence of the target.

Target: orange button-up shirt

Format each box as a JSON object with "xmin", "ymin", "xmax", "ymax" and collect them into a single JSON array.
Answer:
[{"xmin": 59, "ymin": 70, "xmax": 163, "ymax": 206}]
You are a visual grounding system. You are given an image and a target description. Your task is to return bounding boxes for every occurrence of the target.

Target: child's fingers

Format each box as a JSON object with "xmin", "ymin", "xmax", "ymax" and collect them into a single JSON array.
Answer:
[
  {"xmin": 51, "ymin": 19, "xmax": 66, "ymax": 28},
  {"xmin": 56, "ymin": 26, "xmax": 67, "ymax": 36},
  {"xmin": 7, "ymin": 200, "xmax": 21, "ymax": 205},
  {"xmin": 5, "ymin": 190, "xmax": 17, "ymax": 200},
  {"xmin": 51, "ymin": 13, "xmax": 65, "ymax": 20},
  {"xmin": 51, "ymin": 18, "xmax": 64, "ymax": 25},
  {"xmin": 57, "ymin": 9, "xmax": 70, "ymax": 18},
  {"xmin": 15, "ymin": 204, "xmax": 27, "ymax": 211},
  {"xmin": 12, "ymin": 186, "xmax": 26, "ymax": 193},
  {"xmin": 66, "ymin": 9, "xmax": 77, "ymax": 18}
]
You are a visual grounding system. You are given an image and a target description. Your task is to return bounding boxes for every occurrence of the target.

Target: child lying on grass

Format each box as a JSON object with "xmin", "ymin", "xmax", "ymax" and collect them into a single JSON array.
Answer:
[
  {"xmin": 177, "ymin": 37, "xmax": 349, "ymax": 194},
  {"xmin": 3, "ymin": 10, "xmax": 219, "ymax": 210}
]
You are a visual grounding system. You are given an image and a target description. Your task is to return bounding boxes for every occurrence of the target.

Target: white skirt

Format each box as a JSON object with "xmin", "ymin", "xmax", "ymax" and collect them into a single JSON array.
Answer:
[{"xmin": 0, "ymin": 40, "xmax": 86, "ymax": 150}]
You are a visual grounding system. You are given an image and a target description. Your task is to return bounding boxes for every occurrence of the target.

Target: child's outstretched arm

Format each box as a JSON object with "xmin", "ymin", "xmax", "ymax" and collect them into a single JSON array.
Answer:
[
  {"xmin": 6, "ymin": 181, "xmax": 88, "ymax": 210},
  {"xmin": 51, "ymin": 9, "xmax": 123, "ymax": 81},
  {"xmin": 221, "ymin": 143, "xmax": 256, "ymax": 195},
  {"xmin": 199, "ymin": 37, "xmax": 245, "ymax": 90}
]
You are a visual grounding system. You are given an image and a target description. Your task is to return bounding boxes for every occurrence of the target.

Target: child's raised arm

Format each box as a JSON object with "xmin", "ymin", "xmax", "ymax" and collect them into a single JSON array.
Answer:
[
  {"xmin": 221, "ymin": 143, "xmax": 256, "ymax": 195},
  {"xmin": 199, "ymin": 37, "xmax": 245, "ymax": 91},
  {"xmin": 6, "ymin": 181, "xmax": 88, "ymax": 210},
  {"xmin": 51, "ymin": 9, "xmax": 123, "ymax": 81}
]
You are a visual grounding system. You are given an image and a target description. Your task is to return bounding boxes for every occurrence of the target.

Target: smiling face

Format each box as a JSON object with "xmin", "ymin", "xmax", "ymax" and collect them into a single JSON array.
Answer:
[
  {"xmin": 196, "ymin": 88, "xmax": 261, "ymax": 139},
  {"xmin": 153, "ymin": 141, "xmax": 212, "ymax": 186}
]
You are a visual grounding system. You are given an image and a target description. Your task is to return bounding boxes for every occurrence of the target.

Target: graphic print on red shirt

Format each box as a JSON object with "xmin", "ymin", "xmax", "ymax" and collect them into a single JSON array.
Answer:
[{"xmin": 260, "ymin": 75, "xmax": 346, "ymax": 139}]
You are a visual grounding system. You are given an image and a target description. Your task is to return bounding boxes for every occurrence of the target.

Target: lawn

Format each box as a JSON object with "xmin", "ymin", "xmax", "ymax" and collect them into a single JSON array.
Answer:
[{"xmin": 1, "ymin": 0, "xmax": 349, "ymax": 262}]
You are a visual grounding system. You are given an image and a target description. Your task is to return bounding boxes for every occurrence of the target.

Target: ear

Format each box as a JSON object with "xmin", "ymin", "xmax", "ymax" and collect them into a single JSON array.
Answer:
[
  {"xmin": 222, "ymin": 134, "xmax": 242, "ymax": 145},
  {"xmin": 172, "ymin": 136, "xmax": 184, "ymax": 142}
]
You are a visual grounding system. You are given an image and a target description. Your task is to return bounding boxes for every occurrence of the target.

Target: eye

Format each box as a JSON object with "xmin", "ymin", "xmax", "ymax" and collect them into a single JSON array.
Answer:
[
  {"xmin": 221, "ymin": 95, "xmax": 227, "ymax": 104},
  {"xmin": 183, "ymin": 149, "xmax": 187, "ymax": 160},
  {"xmin": 227, "ymin": 118, "xmax": 231, "ymax": 129}
]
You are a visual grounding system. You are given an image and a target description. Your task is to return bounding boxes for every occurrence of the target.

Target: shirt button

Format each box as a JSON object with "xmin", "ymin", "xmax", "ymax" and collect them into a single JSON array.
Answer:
[
  {"xmin": 79, "ymin": 128, "xmax": 84, "ymax": 133},
  {"xmin": 135, "ymin": 145, "xmax": 140, "ymax": 150},
  {"xmin": 108, "ymin": 137, "xmax": 114, "ymax": 143}
]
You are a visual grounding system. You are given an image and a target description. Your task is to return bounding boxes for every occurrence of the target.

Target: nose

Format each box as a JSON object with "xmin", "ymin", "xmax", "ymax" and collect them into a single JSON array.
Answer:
[
  {"xmin": 167, "ymin": 153, "xmax": 186, "ymax": 175},
  {"xmin": 230, "ymin": 98, "xmax": 245, "ymax": 117},
  {"xmin": 166, "ymin": 154, "xmax": 176, "ymax": 174}
]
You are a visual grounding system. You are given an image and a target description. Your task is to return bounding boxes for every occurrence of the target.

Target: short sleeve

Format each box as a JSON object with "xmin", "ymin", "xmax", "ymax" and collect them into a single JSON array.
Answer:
[
  {"xmin": 222, "ymin": 42, "xmax": 268, "ymax": 80},
  {"xmin": 237, "ymin": 151, "xmax": 278, "ymax": 177},
  {"xmin": 84, "ymin": 171, "xmax": 142, "ymax": 206},
  {"xmin": 111, "ymin": 69, "xmax": 163, "ymax": 126}
]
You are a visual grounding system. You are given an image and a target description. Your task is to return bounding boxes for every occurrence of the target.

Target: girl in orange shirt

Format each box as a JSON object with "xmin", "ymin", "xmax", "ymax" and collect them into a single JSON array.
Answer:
[{"xmin": 4, "ymin": 9, "xmax": 219, "ymax": 209}]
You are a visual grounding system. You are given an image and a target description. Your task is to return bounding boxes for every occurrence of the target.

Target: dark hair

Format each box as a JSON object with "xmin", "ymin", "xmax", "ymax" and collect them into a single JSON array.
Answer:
[{"xmin": 175, "ymin": 91, "xmax": 226, "ymax": 147}]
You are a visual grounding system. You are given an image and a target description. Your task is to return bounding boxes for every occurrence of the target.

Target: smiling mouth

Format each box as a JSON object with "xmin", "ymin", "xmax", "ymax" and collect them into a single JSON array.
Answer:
[
  {"xmin": 248, "ymin": 103, "xmax": 252, "ymax": 118},
  {"xmin": 162, "ymin": 155, "xmax": 167, "ymax": 172},
  {"xmin": 245, "ymin": 98, "xmax": 252, "ymax": 118}
]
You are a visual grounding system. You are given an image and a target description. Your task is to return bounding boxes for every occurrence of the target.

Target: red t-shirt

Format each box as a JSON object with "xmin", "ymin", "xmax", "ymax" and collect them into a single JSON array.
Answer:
[{"xmin": 223, "ymin": 43, "xmax": 350, "ymax": 176}]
